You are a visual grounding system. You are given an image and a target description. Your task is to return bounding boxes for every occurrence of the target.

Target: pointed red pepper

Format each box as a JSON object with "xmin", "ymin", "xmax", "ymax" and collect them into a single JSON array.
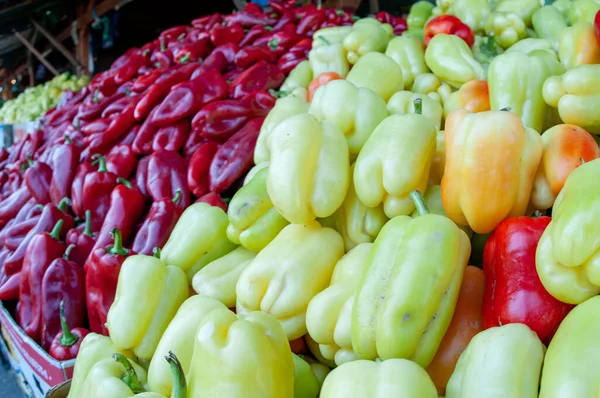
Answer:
[
  {"xmin": 277, "ymin": 38, "xmax": 312, "ymax": 74},
  {"xmin": 0, "ymin": 269, "xmax": 20, "ymax": 301},
  {"xmin": 239, "ymin": 25, "xmax": 271, "ymax": 47},
  {"xmin": 0, "ymin": 186, "xmax": 32, "ymax": 228},
  {"xmin": 256, "ymin": 30, "xmax": 300, "ymax": 56},
  {"xmin": 49, "ymin": 135, "xmax": 81, "ymax": 207},
  {"xmin": 209, "ymin": 23, "xmax": 245, "ymax": 47},
  {"xmin": 224, "ymin": 11, "xmax": 277, "ymax": 28},
  {"xmin": 230, "ymin": 61, "xmax": 284, "ymax": 99},
  {"xmin": 105, "ymin": 144, "xmax": 138, "ymax": 179},
  {"xmin": 24, "ymin": 157, "xmax": 53, "ymax": 205},
  {"xmin": 133, "ymin": 69, "xmax": 188, "ymax": 121},
  {"xmin": 77, "ymin": 90, "xmax": 125, "ymax": 121},
  {"xmin": 113, "ymin": 53, "xmax": 148, "ymax": 85},
  {"xmin": 48, "ymin": 300, "xmax": 89, "ymax": 360},
  {"xmin": 272, "ymin": 9, "xmax": 297, "ymax": 31},
  {"xmin": 82, "ymin": 155, "xmax": 118, "ymax": 232},
  {"xmin": 146, "ymin": 150, "xmax": 191, "ymax": 210},
  {"xmin": 152, "ymin": 121, "xmax": 190, "ymax": 152},
  {"xmin": 3, "ymin": 208, "xmax": 42, "ymax": 251},
  {"xmin": 131, "ymin": 66, "xmax": 169, "ymax": 92},
  {"xmin": 66, "ymin": 210, "xmax": 97, "ymax": 266},
  {"xmin": 101, "ymin": 94, "xmax": 137, "ymax": 119},
  {"xmin": 187, "ymin": 141, "xmax": 220, "ymax": 198},
  {"xmin": 173, "ymin": 36, "xmax": 212, "ymax": 63},
  {"xmin": 134, "ymin": 156, "xmax": 151, "ymax": 199},
  {"xmin": 234, "ymin": 45, "xmax": 277, "ymax": 69},
  {"xmin": 296, "ymin": 9, "xmax": 327, "ymax": 36},
  {"xmin": 132, "ymin": 107, "xmax": 161, "ymax": 155},
  {"xmin": 71, "ymin": 162, "xmax": 95, "ymax": 219},
  {"xmin": 188, "ymin": 52, "xmax": 229, "ymax": 80},
  {"xmin": 191, "ymin": 13, "xmax": 223, "ymax": 31},
  {"xmin": 80, "ymin": 118, "xmax": 112, "ymax": 136}
]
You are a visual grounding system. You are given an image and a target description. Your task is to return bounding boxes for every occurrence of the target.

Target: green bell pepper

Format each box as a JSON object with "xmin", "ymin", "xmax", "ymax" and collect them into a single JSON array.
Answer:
[
  {"xmin": 495, "ymin": 0, "xmax": 542, "ymax": 26},
  {"xmin": 567, "ymin": 0, "xmax": 600, "ymax": 25},
  {"xmin": 452, "ymin": 0, "xmax": 493, "ymax": 33},
  {"xmin": 293, "ymin": 354, "xmax": 320, "ymax": 398},
  {"xmin": 280, "ymin": 60, "xmax": 313, "ymax": 93},
  {"xmin": 532, "ymin": 6, "xmax": 567, "ymax": 51},
  {"xmin": 407, "ymin": 1, "xmax": 435, "ymax": 30},
  {"xmin": 505, "ymin": 37, "xmax": 558, "ymax": 58},
  {"xmin": 385, "ymin": 36, "xmax": 429, "ymax": 90},
  {"xmin": 485, "ymin": 12, "xmax": 527, "ymax": 48}
]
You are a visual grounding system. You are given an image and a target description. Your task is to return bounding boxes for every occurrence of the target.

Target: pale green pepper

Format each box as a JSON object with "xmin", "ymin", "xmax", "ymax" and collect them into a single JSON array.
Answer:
[
  {"xmin": 343, "ymin": 18, "xmax": 392, "ymax": 64},
  {"xmin": 567, "ymin": 0, "xmax": 600, "ymax": 25},
  {"xmin": 387, "ymin": 91, "xmax": 443, "ymax": 131},
  {"xmin": 532, "ymin": 6, "xmax": 567, "ymax": 51},
  {"xmin": 385, "ymin": 36, "xmax": 429, "ymax": 90},
  {"xmin": 471, "ymin": 35, "xmax": 504, "ymax": 73},
  {"xmin": 452, "ymin": 0, "xmax": 492, "ymax": 33},
  {"xmin": 495, "ymin": 0, "xmax": 542, "ymax": 26},
  {"xmin": 80, "ymin": 354, "xmax": 151, "ymax": 398},
  {"xmin": 293, "ymin": 354, "xmax": 320, "ymax": 398},
  {"xmin": 280, "ymin": 60, "xmax": 313, "ymax": 93},
  {"xmin": 308, "ymin": 42, "xmax": 350, "ymax": 78},
  {"xmin": 506, "ymin": 37, "xmax": 557, "ymax": 58},
  {"xmin": 345, "ymin": 52, "xmax": 403, "ymax": 102},
  {"xmin": 411, "ymin": 73, "xmax": 441, "ymax": 95},
  {"xmin": 312, "ymin": 26, "xmax": 352, "ymax": 49},
  {"xmin": 552, "ymin": 0, "xmax": 571, "ymax": 15},
  {"xmin": 408, "ymin": 1, "xmax": 435, "ymax": 29},
  {"xmin": 485, "ymin": 12, "xmax": 527, "ymax": 48}
]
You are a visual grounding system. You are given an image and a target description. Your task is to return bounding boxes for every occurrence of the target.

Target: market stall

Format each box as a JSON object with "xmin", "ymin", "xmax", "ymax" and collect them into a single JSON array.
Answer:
[{"xmin": 0, "ymin": 0, "xmax": 599, "ymax": 397}]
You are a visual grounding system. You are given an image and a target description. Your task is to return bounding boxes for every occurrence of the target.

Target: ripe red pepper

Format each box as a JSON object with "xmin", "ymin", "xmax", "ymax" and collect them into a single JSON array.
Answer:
[
  {"xmin": 0, "ymin": 186, "xmax": 32, "ymax": 228},
  {"xmin": 19, "ymin": 219, "xmax": 66, "ymax": 343},
  {"xmin": 11, "ymin": 129, "xmax": 44, "ymax": 167},
  {"xmin": 77, "ymin": 90, "xmax": 124, "ymax": 121},
  {"xmin": 134, "ymin": 69, "xmax": 188, "ymax": 121},
  {"xmin": 196, "ymin": 192, "xmax": 228, "ymax": 212},
  {"xmin": 210, "ymin": 23, "xmax": 245, "ymax": 47},
  {"xmin": 40, "ymin": 246, "xmax": 86, "ymax": 351},
  {"xmin": 132, "ymin": 190, "xmax": 183, "ymax": 255},
  {"xmin": 187, "ymin": 141, "xmax": 220, "ymax": 197},
  {"xmin": 277, "ymin": 38, "xmax": 311, "ymax": 73},
  {"xmin": 244, "ymin": 2, "xmax": 264, "ymax": 16},
  {"xmin": 131, "ymin": 66, "xmax": 169, "ymax": 92},
  {"xmin": 151, "ymin": 69, "xmax": 229, "ymax": 126},
  {"xmin": 424, "ymin": 15, "xmax": 475, "ymax": 47},
  {"xmin": 173, "ymin": 36, "xmax": 212, "ymax": 63},
  {"xmin": 105, "ymin": 144, "xmax": 138, "ymax": 179},
  {"xmin": 239, "ymin": 25, "xmax": 271, "ymax": 47},
  {"xmin": 192, "ymin": 13, "xmax": 223, "ymax": 31},
  {"xmin": 24, "ymin": 158, "xmax": 53, "ymax": 204},
  {"xmin": 71, "ymin": 162, "xmax": 95, "ymax": 219},
  {"xmin": 101, "ymin": 94, "xmax": 137, "ymax": 119},
  {"xmin": 0, "ymin": 270, "xmax": 20, "ymax": 301},
  {"xmin": 230, "ymin": 61, "xmax": 285, "ymax": 99},
  {"xmin": 151, "ymin": 46, "xmax": 174, "ymax": 68},
  {"xmin": 595, "ymin": 10, "xmax": 600, "ymax": 47},
  {"xmin": 66, "ymin": 210, "xmax": 97, "ymax": 266},
  {"xmin": 297, "ymin": 9, "xmax": 326, "ymax": 36},
  {"xmin": 45, "ymin": 104, "xmax": 79, "ymax": 127},
  {"xmin": 146, "ymin": 150, "xmax": 191, "ymax": 210},
  {"xmin": 109, "ymin": 48, "xmax": 139, "ymax": 70},
  {"xmin": 482, "ymin": 216, "xmax": 574, "ymax": 343},
  {"xmin": 152, "ymin": 121, "xmax": 189, "ymax": 152},
  {"xmin": 375, "ymin": 11, "xmax": 408, "ymax": 35},
  {"xmin": 85, "ymin": 228, "xmax": 130, "ymax": 335},
  {"xmin": 269, "ymin": 0, "xmax": 296, "ymax": 15},
  {"xmin": 80, "ymin": 117, "xmax": 112, "ymax": 136},
  {"xmin": 116, "ymin": 125, "xmax": 139, "ymax": 147},
  {"xmin": 188, "ymin": 52, "xmax": 229, "ymax": 82},
  {"xmin": 209, "ymin": 118, "xmax": 263, "ymax": 194},
  {"xmin": 234, "ymin": 45, "xmax": 277, "ymax": 69},
  {"xmin": 3, "ymin": 211, "xmax": 42, "ymax": 251},
  {"xmin": 160, "ymin": 25, "xmax": 190, "ymax": 41},
  {"xmin": 82, "ymin": 155, "xmax": 118, "ymax": 232},
  {"xmin": 224, "ymin": 11, "xmax": 277, "ymax": 28},
  {"xmin": 49, "ymin": 136, "xmax": 81, "ymax": 207},
  {"xmin": 113, "ymin": 53, "xmax": 148, "ymax": 85},
  {"xmin": 258, "ymin": 30, "xmax": 300, "ymax": 56},
  {"xmin": 132, "ymin": 107, "xmax": 160, "ymax": 155},
  {"xmin": 134, "ymin": 156, "xmax": 151, "ymax": 199},
  {"xmin": 272, "ymin": 9, "xmax": 297, "ymax": 31},
  {"xmin": 48, "ymin": 301, "xmax": 89, "ymax": 360}
]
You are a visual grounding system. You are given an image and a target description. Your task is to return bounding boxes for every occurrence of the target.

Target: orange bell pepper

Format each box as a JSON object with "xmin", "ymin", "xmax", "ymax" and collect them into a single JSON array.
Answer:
[
  {"xmin": 441, "ymin": 109, "xmax": 543, "ymax": 234},
  {"xmin": 308, "ymin": 72, "xmax": 344, "ymax": 102},
  {"xmin": 426, "ymin": 266, "xmax": 484, "ymax": 396},
  {"xmin": 443, "ymin": 80, "xmax": 490, "ymax": 117},
  {"xmin": 531, "ymin": 124, "xmax": 600, "ymax": 210}
]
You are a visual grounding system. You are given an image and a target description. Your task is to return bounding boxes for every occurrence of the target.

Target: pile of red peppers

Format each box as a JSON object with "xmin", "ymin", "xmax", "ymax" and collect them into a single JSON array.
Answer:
[{"xmin": 0, "ymin": 1, "xmax": 362, "ymax": 361}]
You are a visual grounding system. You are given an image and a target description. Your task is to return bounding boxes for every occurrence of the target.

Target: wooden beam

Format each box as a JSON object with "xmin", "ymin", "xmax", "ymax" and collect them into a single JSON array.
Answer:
[
  {"xmin": 30, "ymin": 19, "xmax": 82, "ymax": 72},
  {"xmin": 13, "ymin": 30, "xmax": 59, "ymax": 76}
]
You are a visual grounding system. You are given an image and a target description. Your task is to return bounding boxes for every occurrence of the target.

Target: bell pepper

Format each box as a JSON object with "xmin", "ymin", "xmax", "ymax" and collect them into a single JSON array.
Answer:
[
  {"xmin": 552, "ymin": 0, "xmax": 572, "ymax": 15},
  {"xmin": 306, "ymin": 72, "xmax": 343, "ymax": 102},
  {"xmin": 320, "ymin": 358, "xmax": 438, "ymax": 398},
  {"xmin": 234, "ymin": 45, "xmax": 276, "ymax": 69},
  {"xmin": 83, "ymin": 155, "xmax": 118, "ymax": 232},
  {"xmin": 424, "ymin": 34, "xmax": 485, "ymax": 89},
  {"xmin": 484, "ymin": 12, "xmax": 527, "ymax": 49},
  {"xmin": 424, "ymin": 15, "xmax": 475, "ymax": 46},
  {"xmin": 488, "ymin": 51, "xmax": 564, "ymax": 133},
  {"xmin": 48, "ymin": 136, "xmax": 80, "ymax": 206},
  {"xmin": 2, "ymin": 205, "xmax": 42, "ymax": 251},
  {"xmin": 531, "ymin": 124, "xmax": 600, "ymax": 210},
  {"xmin": 312, "ymin": 26, "xmax": 351, "ymax": 49},
  {"xmin": 186, "ymin": 141, "xmax": 219, "ymax": 198},
  {"xmin": 161, "ymin": 202, "xmax": 236, "ymax": 281},
  {"xmin": 66, "ymin": 211, "xmax": 96, "ymax": 267},
  {"xmin": 308, "ymin": 79, "xmax": 388, "ymax": 156},
  {"xmin": 132, "ymin": 192, "xmax": 182, "ymax": 256},
  {"xmin": 354, "ymin": 108, "xmax": 437, "ymax": 219},
  {"xmin": 448, "ymin": 0, "xmax": 492, "ymax": 34},
  {"xmin": 344, "ymin": 52, "xmax": 403, "ymax": 105},
  {"xmin": 192, "ymin": 246, "xmax": 256, "ymax": 308},
  {"xmin": 442, "ymin": 109, "xmax": 542, "ymax": 234},
  {"xmin": 134, "ymin": 70, "xmax": 187, "ymax": 121},
  {"xmin": 387, "ymin": 91, "xmax": 443, "ymax": 130},
  {"xmin": 532, "ymin": 6, "xmax": 567, "ymax": 52},
  {"xmin": 542, "ymin": 64, "xmax": 600, "ymax": 134},
  {"xmin": 384, "ymin": 36, "xmax": 429, "ymax": 90},
  {"xmin": 539, "ymin": 295, "xmax": 600, "ymax": 397},
  {"xmin": 306, "ymin": 243, "xmax": 372, "ymax": 366},
  {"xmin": 558, "ymin": 22, "xmax": 600, "ymax": 70},
  {"xmin": 237, "ymin": 221, "xmax": 344, "ymax": 340},
  {"xmin": 230, "ymin": 61, "xmax": 284, "ymax": 100},
  {"xmin": 308, "ymin": 42, "xmax": 350, "ymax": 78},
  {"xmin": 408, "ymin": 1, "xmax": 435, "ymax": 30},
  {"xmin": 148, "ymin": 295, "xmax": 226, "ymax": 396},
  {"xmin": 343, "ymin": 18, "xmax": 391, "ymax": 65},
  {"xmin": 48, "ymin": 300, "xmax": 89, "ymax": 360},
  {"xmin": 105, "ymin": 144, "xmax": 138, "ymax": 179},
  {"xmin": 495, "ymin": 0, "xmax": 542, "ymax": 27},
  {"xmin": 292, "ymin": 354, "xmax": 320, "ymax": 398},
  {"xmin": 70, "ymin": 161, "xmax": 95, "ymax": 219},
  {"xmin": 410, "ymin": 185, "xmax": 473, "ymax": 237},
  {"xmin": 280, "ymin": 61, "xmax": 312, "ymax": 96},
  {"xmin": 146, "ymin": 150, "xmax": 190, "ymax": 210},
  {"xmin": 24, "ymin": 158, "xmax": 52, "ymax": 204},
  {"xmin": 426, "ymin": 266, "xmax": 484, "ymax": 396},
  {"xmin": 352, "ymin": 190, "xmax": 470, "ymax": 366},
  {"xmin": 443, "ymin": 79, "xmax": 490, "ymax": 117},
  {"xmin": 265, "ymin": 113, "xmax": 349, "ymax": 224},
  {"xmin": 446, "ymin": 323, "xmax": 545, "ymax": 397},
  {"xmin": 79, "ymin": 353, "xmax": 151, "ymax": 397},
  {"xmin": 18, "ymin": 220, "xmax": 66, "ymax": 343},
  {"xmin": 567, "ymin": 0, "xmax": 600, "ymax": 25},
  {"xmin": 226, "ymin": 167, "xmax": 289, "ymax": 252}
]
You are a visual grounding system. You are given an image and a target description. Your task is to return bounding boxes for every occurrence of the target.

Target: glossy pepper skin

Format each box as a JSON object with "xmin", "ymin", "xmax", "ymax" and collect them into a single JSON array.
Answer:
[
  {"xmin": 321, "ymin": 359, "xmax": 438, "ymax": 398},
  {"xmin": 536, "ymin": 159, "xmax": 600, "ymax": 304},
  {"xmin": 531, "ymin": 124, "xmax": 600, "ymax": 210},
  {"xmin": 450, "ymin": 0, "xmax": 492, "ymax": 33},
  {"xmin": 49, "ymin": 136, "xmax": 80, "ymax": 206},
  {"xmin": 485, "ymin": 11, "xmax": 527, "ymax": 49},
  {"xmin": 567, "ymin": 0, "xmax": 600, "ymax": 25},
  {"xmin": 343, "ymin": 18, "xmax": 391, "ymax": 65},
  {"xmin": 442, "ymin": 109, "xmax": 543, "ymax": 234},
  {"xmin": 595, "ymin": 10, "xmax": 600, "ymax": 46},
  {"xmin": 66, "ymin": 210, "xmax": 96, "ymax": 266},
  {"xmin": 345, "ymin": 52, "xmax": 403, "ymax": 103},
  {"xmin": 532, "ymin": 6, "xmax": 567, "ymax": 51},
  {"xmin": 309, "ymin": 42, "xmax": 350, "ymax": 79},
  {"xmin": 230, "ymin": 61, "xmax": 284, "ymax": 99},
  {"xmin": 82, "ymin": 156, "xmax": 118, "ymax": 232},
  {"xmin": 132, "ymin": 192, "xmax": 182, "ymax": 256},
  {"xmin": 187, "ymin": 141, "xmax": 219, "ymax": 198},
  {"xmin": 446, "ymin": 324, "xmax": 545, "ymax": 398},
  {"xmin": 146, "ymin": 150, "xmax": 191, "ymax": 210},
  {"xmin": 559, "ymin": 22, "xmax": 600, "ymax": 69},
  {"xmin": 187, "ymin": 308, "xmax": 294, "ymax": 398},
  {"xmin": 495, "ymin": 0, "xmax": 541, "ymax": 26},
  {"xmin": 424, "ymin": 15, "xmax": 475, "ymax": 46},
  {"xmin": 48, "ymin": 301, "xmax": 89, "ymax": 360},
  {"xmin": 425, "ymin": 34, "xmax": 485, "ymax": 89},
  {"xmin": 543, "ymin": 64, "xmax": 600, "ymax": 134},
  {"xmin": 79, "ymin": 354, "xmax": 150, "ymax": 397},
  {"xmin": 443, "ymin": 79, "xmax": 490, "ymax": 117},
  {"xmin": 0, "ymin": 186, "xmax": 31, "ymax": 228},
  {"xmin": 24, "ymin": 159, "xmax": 52, "ymax": 204},
  {"xmin": 388, "ymin": 91, "xmax": 443, "ymax": 131},
  {"xmin": 483, "ymin": 216, "xmax": 574, "ymax": 343},
  {"xmin": 385, "ymin": 36, "xmax": 428, "ymax": 90},
  {"xmin": 70, "ymin": 161, "xmax": 95, "ymax": 219},
  {"xmin": 539, "ymin": 295, "xmax": 600, "ymax": 397},
  {"xmin": 237, "ymin": 221, "xmax": 344, "ymax": 340},
  {"xmin": 105, "ymin": 143, "xmax": 138, "ymax": 179}
]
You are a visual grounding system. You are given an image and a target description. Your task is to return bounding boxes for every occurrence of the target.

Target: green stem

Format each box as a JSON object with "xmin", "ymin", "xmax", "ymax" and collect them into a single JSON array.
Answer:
[
  {"xmin": 160, "ymin": 37, "xmax": 166, "ymax": 52},
  {"xmin": 486, "ymin": 34, "xmax": 496, "ymax": 55},
  {"xmin": 64, "ymin": 244, "xmax": 75, "ymax": 260},
  {"xmin": 580, "ymin": 157, "xmax": 585, "ymax": 165},
  {"xmin": 413, "ymin": 98, "xmax": 423, "ymax": 115},
  {"xmin": 113, "ymin": 353, "xmax": 144, "ymax": 394},
  {"xmin": 63, "ymin": 134, "xmax": 72, "ymax": 144},
  {"xmin": 74, "ymin": 117, "xmax": 81, "ymax": 130},
  {"xmin": 50, "ymin": 219, "xmax": 64, "ymax": 241},
  {"xmin": 172, "ymin": 189, "xmax": 182, "ymax": 204},
  {"xmin": 91, "ymin": 154, "xmax": 107, "ymax": 172},
  {"xmin": 58, "ymin": 300, "xmax": 78, "ymax": 347},
  {"xmin": 499, "ymin": 107, "xmax": 511, "ymax": 112},
  {"xmin": 117, "ymin": 177, "xmax": 132, "ymax": 189},
  {"xmin": 410, "ymin": 190, "xmax": 430, "ymax": 216},
  {"xmin": 153, "ymin": 247, "xmax": 161, "ymax": 259},
  {"xmin": 58, "ymin": 197, "xmax": 71, "ymax": 212},
  {"xmin": 92, "ymin": 89, "xmax": 100, "ymax": 103},
  {"xmin": 108, "ymin": 228, "xmax": 129, "ymax": 257},
  {"xmin": 316, "ymin": 35, "xmax": 330, "ymax": 45},
  {"xmin": 26, "ymin": 154, "xmax": 34, "ymax": 167},
  {"xmin": 178, "ymin": 53, "xmax": 191, "ymax": 63},
  {"xmin": 84, "ymin": 210, "xmax": 93, "ymax": 237},
  {"xmin": 34, "ymin": 204, "xmax": 44, "ymax": 210},
  {"xmin": 165, "ymin": 351, "xmax": 187, "ymax": 398}
]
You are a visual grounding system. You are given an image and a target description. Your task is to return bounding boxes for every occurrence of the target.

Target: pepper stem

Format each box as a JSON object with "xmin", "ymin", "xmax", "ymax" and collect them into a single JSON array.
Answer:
[
  {"xmin": 91, "ymin": 154, "xmax": 107, "ymax": 173},
  {"xmin": 92, "ymin": 89, "xmax": 100, "ymax": 103},
  {"xmin": 84, "ymin": 210, "xmax": 93, "ymax": 237},
  {"xmin": 153, "ymin": 247, "xmax": 161, "ymax": 258},
  {"xmin": 50, "ymin": 219, "xmax": 64, "ymax": 240},
  {"xmin": 486, "ymin": 34, "xmax": 496, "ymax": 54},
  {"xmin": 160, "ymin": 37, "xmax": 166, "ymax": 52},
  {"xmin": 166, "ymin": 351, "xmax": 187, "ymax": 398},
  {"xmin": 26, "ymin": 154, "xmax": 34, "ymax": 167},
  {"xmin": 499, "ymin": 107, "xmax": 511, "ymax": 112},
  {"xmin": 58, "ymin": 197, "xmax": 71, "ymax": 212},
  {"xmin": 172, "ymin": 189, "xmax": 182, "ymax": 204},
  {"xmin": 117, "ymin": 177, "xmax": 132, "ymax": 189},
  {"xmin": 410, "ymin": 190, "xmax": 430, "ymax": 216},
  {"xmin": 63, "ymin": 134, "xmax": 72, "ymax": 144},
  {"xmin": 179, "ymin": 53, "xmax": 191, "ymax": 63},
  {"xmin": 108, "ymin": 228, "xmax": 129, "ymax": 257},
  {"xmin": 316, "ymin": 35, "xmax": 330, "ymax": 45},
  {"xmin": 64, "ymin": 244, "xmax": 75, "ymax": 260},
  {"xmin": 413, "ymin": 98, "xmax": 423, "ymax": 115},
  {"xmin": 113, "ymin": 353, "xmax": 144, "ymax": 394},
  {"xmin": 58, "ymin": 300, "xmax": 79, "ymax": 347},
  {"xmin": 580, "ymin": 157, "xmax": 585, "ymax": 165}
]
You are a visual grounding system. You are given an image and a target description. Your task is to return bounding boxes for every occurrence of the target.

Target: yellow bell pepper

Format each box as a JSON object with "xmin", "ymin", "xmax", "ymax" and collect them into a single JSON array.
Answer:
[
  {"xmin": 412, "ymin": 185, "xmax": 473, "ymax": 237},
  {"xmin": 387, "ymin": 91, "xmax": 443, "ymax": 130},
  {"xmin": 254, "ymin": 95, "xmax": 309, "ymax": 164},
  {"xmin": 306, "ymin": 243, "xmax": 372, "ymax": 366},
  {"xmin": 312, "ymin": 26, "xmax": 352, "ymax": 49},
  {"xmin": 148, "ymin": 295, "xmax": 226, "ymax": 396},
  {"xmin": 80, "ymin": 354, "xmax": 151, "ymax": 398},
  {"xmin": 236, "ymin": 221, "xmax": 344, "ymax": 340},
  {"xmin": 536, "ymin": 158, "xmax": 600, "ymax": 304},
  {"xmin": 443, "ymin": 79, "xmax": 490, "ymax": 118},
  {"xmin": 442, "ymin": 109, "xmax": 543, "ymax": 234},
  {"xmin": 266, "ymin": 113, "xmax": 350, "ymax": 224},
  {"xmin": 192, "ymin": 246, "xmax": 256, "ymax": 308},
  {"xmin": 106, "ymin": 253, "xmax": 188, "ymax": 360},
  {"xmin": 429, "ymin": 129, "xmax": 446, "ymax": 186},
  {"xmin": 280, "ymin": 60, "xmax": 313, "ymax": 93},
  {"xmin": 558, "ymin": 23, "xmax": 600, "ymax": 70},
  {"xmin": 345, "ymin": 52, "xmax": 403, "ymax": 102},
  {"xmin": 542, "ymin": 64, "xmax": 600, "ymax": 135},
  {"xmin": 309, "ymin": 79, "xmax": 388, "ymax": 156},
  {"xmin": 411, "ymin": 73, "xmax": 441, "ymax": 95},
  {"xmin": 187, "ymin": 308, "xmax": 294, "ymax": 398},
  {"xmin": 424, "ymin": 34, "xmax": 486, "ymax": 89},
  {"xmin": 539, "ymin": 295, "xmax": 600, "ymax": 397},
  {"xmin": 160, "ymin": 203, "xmax": 236, "ymax": 281},
  {"xmin": 446, "ymin": 324, "xmax": 545, "ymax": 398},
  {"xmin": 343, "ymin": 18, "xmax": 391, "ymax": 64},
  {"xmin": 226, "ymin": 167, "xmax": 289, "ymax": 252},
  {"xmin": 320, "ymin": 358, "xmax": 438, "ymax": 398},
  {"xmin": 352, "ymin": 191, "xmax": 470, "ymax": 366},
  {"xmin": 308, "ymin": 42, "xmax": 350, "ymax": 78},
  {"xmin": 384, "ymin": 36, "xmax": 429, "ymax": 90},
  {"xmin": 353, "ymin": 107, "xmax": 437, "ymax": 218}
]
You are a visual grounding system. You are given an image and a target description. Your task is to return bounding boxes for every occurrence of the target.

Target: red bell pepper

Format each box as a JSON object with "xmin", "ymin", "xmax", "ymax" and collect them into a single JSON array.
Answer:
[
  {"xmin": 71, "ymin": 162, "xmax": 95, "ymax": 219},
  {"xmin": 85, "ymin": 228, "xmax": 130, "ymax": 335},
  {"xmin": 151, "ymin": 47, "xmax": 174, "ymax": 68},
  {"xmin": 66, "ymin": 210, "xmax": 97, "ymax": 266},
  {"xmin": 151, "ymin": 69, "xmax": 229, "ymax": 126},
  {"xmin": 105, "ymin": 144, "xmax": 138, "ymax": 179},
  {"xmin": 49, "ymin": 136, "xmax": 81, "ymax": 207},
  {"xmin": 482, "ymin": 216, "xmax": 574, "ymax": 343},
  {"xmin": 19, "ymin": 219, "xmax": 66, "ymax": 343},
  {"xmin": 24, "ymin": 158, "xmax": 52, "ymax": 204},
  {"xmin": 257, "ymin": 30, "xmax": 300, "ymax": 56},
  {"xmin": 424, "ymin": 15, "xmax": 475, "ymax": 47},
  {"xmin": 173, "ymin": 36, "xmax": 212, "ymax": 63},
  {"xmin": 272, "ymin": 9, "xmax": 297, "ymax": 31},
  {"xmin": 0, "ymin": 186, "xmax": 32, "ymax": 228},
  {"xmin": 187, "ymin": 141, "xmax": 220, "ymax": 198},
  {"xmin": 116, "ymin": 125, "xmax": 139, "ymax": 146},
  {"xmin": 234, "ymin": 45, "xmax": 277, "ymax": 69},
  {"xmin": 230, "ymin": 61, "xmax": 285, "ymax": 99},
  {"xmin": 101, "ymin": 94, "xmax": 137, "ymax": 119},
  {"xmin": 277, "ymin": 38, "xmax": 311, "ymax": 73},
  {"xmin": 152, "ymin": 121, "xmax": 189, "ymax": 152},
  {"xmin": 297, "ymin": 9, "xmax": 326, "ymax": 36},
  {"xmin": 82, "ymin": 155, "xmax": 118, "ymax": 232},
  {"xmin": 131, "ymin": 66, "xmax": 168, "ymax": 92},
  {"xmin": 209, "ymin": 118, "xmax": 263, "ymax": 194},
  {"xmin": 192, "ymin": 13, "xmax": 223, "ymax": 31},
  {"xmin": 3, "ymin": 208, "xmax": 42, "ymax": 251},
  {"xmin": 196, "ymin": 192, "xmax": 228, "ymax": 212},
  {"xmin": 132, "ymin": 190, "xmax": 183, "ymax": 255},
  {"xmin": 40, "ymin": 246, "xmax": 86, "ymax": 351},
  {"xmin": 77, "ymin": 91, "xmax": 125, "ymax": 121},
  {"xmin": 48, "ymin": 301, "xmax": 89, "ymax": 360},
  {"xmin": 239, "ymin": 25, "xmax": 271, "ymax": 47},
  {"xmin": 269, "ymin": 0, "xmax": 296, "ymax": 15},
  {"xmin": 110, "ymin": 48, "xmax": 139, "ymax": 70},
  {"xmin": 80, "ymin": 117, "xmax": 112, "ymax": 136},
  {"xmin": 11, "ymin": 129, "xmax": 44, "ymax": 166},
  {"xmin": 132, "ymin": 107, "xmax": 161, "ymax": 155},
  {"xmin": 133, "ymin": 69, "xmax": 188, "ymax": 121},
  {"xmin": 595, "ymin": 10, "xmax": 600, "ymax": 47},
  {"xmin": 113, "ymin": 53, "xmax": 148, "ymax": 85},
  {"xmin": 375, "ymin": 11, "xmax": 408, "ymax": 36},
  {"xmin": 244, "ymin": 2, "xmax": 264, "ymax": 16},
  {"xmin": 210, "ymin": 23, "xmax": 245, "ymax": 47},
  {"xmin": 146, "ymin": 150, "xmax": 191, "ymax": 210},
  {"xmin": 160, "ymin": 25, "xmax": 190, "ymax": 40},
  {"xmin": 189, "ymin": 52, "xmax": 229, "ymax": 81},
  {"xmin": 224, "ymin": 11, "xmax": 277, "ymax": 28},
  {"xmin": 134, "ymin": 156, "xmax": 151, "ymax": 199}
]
